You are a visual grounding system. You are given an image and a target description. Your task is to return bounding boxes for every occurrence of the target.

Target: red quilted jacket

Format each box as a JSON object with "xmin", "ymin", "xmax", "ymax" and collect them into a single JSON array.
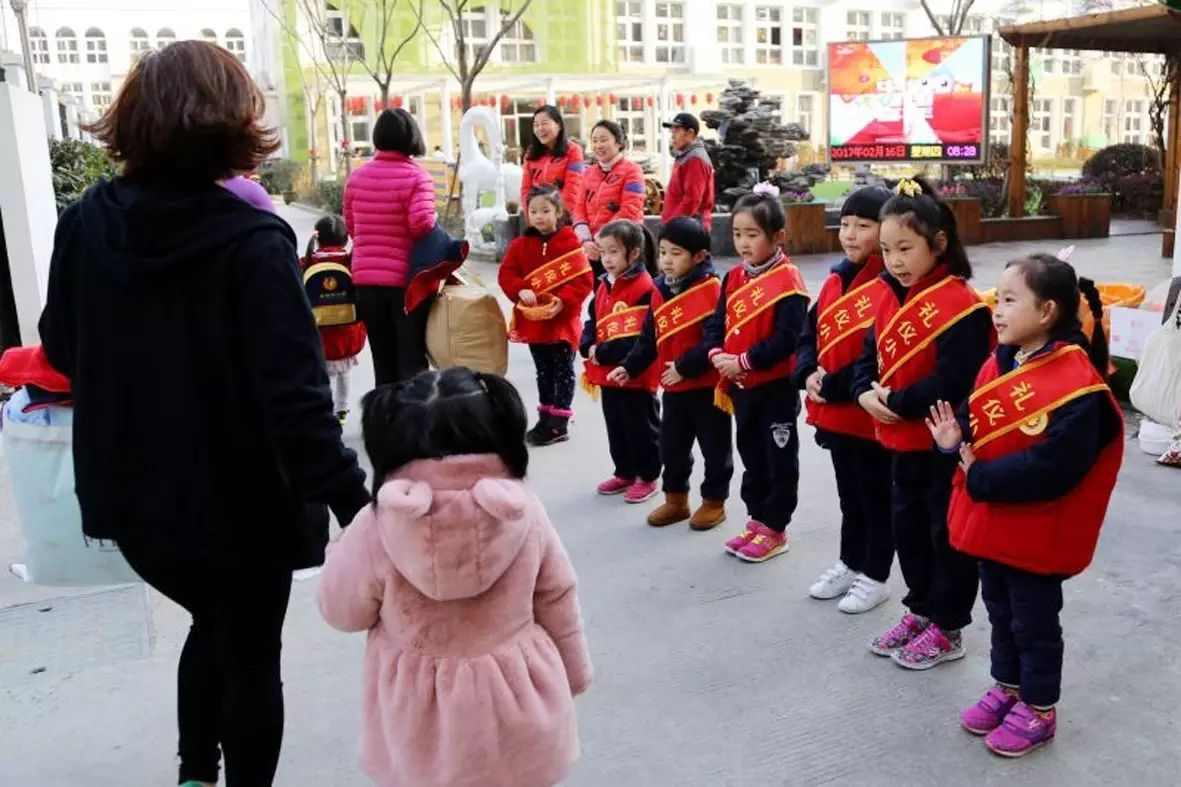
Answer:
[
  {"xmin": 343, "ymin": 151, "xmax": 437, "ymax": 288},
  {"xmin": 572, "ymin": 157, "xmax": 646, "ymax": 240}
]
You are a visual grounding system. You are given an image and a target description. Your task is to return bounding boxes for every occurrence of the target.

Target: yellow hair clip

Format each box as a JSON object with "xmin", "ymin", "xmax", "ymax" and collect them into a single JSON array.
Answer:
[{"xmin": 895, "ymin": 178, "xmax": 923, "ymax": 198}]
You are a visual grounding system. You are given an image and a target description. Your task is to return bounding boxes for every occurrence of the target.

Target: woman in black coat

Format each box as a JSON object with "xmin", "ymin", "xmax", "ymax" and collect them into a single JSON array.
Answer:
[{"xmin": 38, "ymin": 42, "xmax": 369, "ymax": 787}]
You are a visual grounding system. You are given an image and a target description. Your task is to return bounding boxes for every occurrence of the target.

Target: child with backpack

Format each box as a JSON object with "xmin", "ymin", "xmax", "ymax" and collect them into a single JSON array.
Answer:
[{"xmin": 302, "ymin": 215, "xmax": 367, "ymax": 423}]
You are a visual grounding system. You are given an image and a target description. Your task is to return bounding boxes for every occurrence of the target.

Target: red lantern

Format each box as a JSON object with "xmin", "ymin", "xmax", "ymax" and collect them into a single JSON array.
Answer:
[
  {"xmin": 392, "ymin": 96, "xmax": 404, "ymax": 109},
  {"xmin": 647, "ymin": 96, "xmax": 654, "ymax": 107},
  {"xmin": 631, "ymin": 96, "xmax": 641, "ymax": 110},
  {"xmin": 595, "ymin": 95, "xmax": 603, "ymax": 107},
  {"xmin": 501, "ymin": 94, "xmax": 511, "ymax": 110},
  {"xmin": 691, "ymin": 94, "xmax": 698, "ymax": 106},
  {"xmin": 582, "ymin": 96, "xmax": 591, "ymax": 109},
  {"xmin": 308, "ymin": 147, "xmax": 317, "ymax": 157},
  {"xmin": 373, "ymin": 99, "xmax": 383, "ymax": 112},
  {"xmin": 558, "ymin": 96, "xmax": 567, "ymax": 106},
  {"xmin": 676, "ymin": 93, "xmax": 685, "ymax": 107},
  {"xmin": 608, "ymin": 92, "xmax": 617, "ymax": 104},
  {"xmin": 706, "ymin": 92, "xmax": 714, "ymax": 103}
]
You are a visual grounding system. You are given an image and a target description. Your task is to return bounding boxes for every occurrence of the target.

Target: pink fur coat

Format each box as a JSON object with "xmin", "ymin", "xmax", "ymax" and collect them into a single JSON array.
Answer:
[{"xmin": 317, "ymin": 454, "xmax": 592, "ymax": 787}]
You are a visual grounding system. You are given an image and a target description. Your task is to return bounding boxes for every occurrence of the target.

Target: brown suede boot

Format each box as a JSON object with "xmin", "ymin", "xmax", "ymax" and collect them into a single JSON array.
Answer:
[
  {"xmin": 689, "ymin": 499, "xmax": 726, "ymax": 531},
  {"xmin": 647, "ymin": 492, "xmax": 691, "ymax": 527}
]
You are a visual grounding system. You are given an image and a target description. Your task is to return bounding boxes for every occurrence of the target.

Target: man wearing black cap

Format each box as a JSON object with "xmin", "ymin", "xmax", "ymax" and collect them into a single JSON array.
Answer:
[{"xmin": 661, "ymin": 113, "xmax": 716, "ymax": 230}]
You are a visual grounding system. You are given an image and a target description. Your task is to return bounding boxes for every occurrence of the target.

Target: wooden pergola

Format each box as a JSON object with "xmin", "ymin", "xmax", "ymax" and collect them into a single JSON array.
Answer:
[{"xmin": 999, "ymin": 4, "xmax": 1181, "ymax": 248}]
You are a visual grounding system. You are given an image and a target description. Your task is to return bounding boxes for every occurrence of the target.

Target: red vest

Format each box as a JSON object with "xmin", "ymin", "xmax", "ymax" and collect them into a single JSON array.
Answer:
[
  {"xmin": 873, "ymin": 268, "xmax": 991, "ymax": 451},
  {"xmin": 501, "ymin": 228, "xmax": 593, "ymax": 348},
  {"xmin": 720, "ymin": 256, "xmax": 808, "ymax": 390},
  {"xmin": 805, "ymin": 256, "xmax": 887, "ymax": 440},
  {"xmin": 948, "ymin": 344, "xmax": 1124, "ymax": 576},
  {"xmin": 583, "ymin": 271, "xmax": 658, "ymax": 392},
  {"xmin": 652, "ymin": 276, "xmax": 722, "ymax": 393}
]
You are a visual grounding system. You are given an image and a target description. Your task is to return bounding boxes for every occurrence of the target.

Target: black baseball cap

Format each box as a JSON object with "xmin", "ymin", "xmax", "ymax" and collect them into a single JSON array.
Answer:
[{"xmin": 662, "ymin": 112, "xmax": 700, "ymax": 133}]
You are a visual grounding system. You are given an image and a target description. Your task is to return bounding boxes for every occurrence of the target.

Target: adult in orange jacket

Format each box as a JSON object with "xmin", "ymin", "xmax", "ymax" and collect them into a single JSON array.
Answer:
[
  {"xmin": 660, "ymin": 113, "xmax": 715, "ymax": 230},
  {"xmin": 572, "ymin": 120, "xmax": 646, "ymax": 275},
  {"xmin": 520, "ymin": 105, "xmax": 585, "ymax": 215}
]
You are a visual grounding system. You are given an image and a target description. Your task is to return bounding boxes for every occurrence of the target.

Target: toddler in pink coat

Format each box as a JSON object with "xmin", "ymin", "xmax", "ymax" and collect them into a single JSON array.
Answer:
[{"xmin": 318, "ymin": 368, "xmax": 592, "ymax": 787}]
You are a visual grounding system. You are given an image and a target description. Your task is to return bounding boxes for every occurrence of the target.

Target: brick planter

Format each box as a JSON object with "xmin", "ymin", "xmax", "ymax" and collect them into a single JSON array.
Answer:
[
  {"xmin": 784, "ymin": 202, "xmax": 828, "ymax": 256},
  {"xmin": 1043, "ymin": 193, "xmax": 1111, "ymax": 239}
]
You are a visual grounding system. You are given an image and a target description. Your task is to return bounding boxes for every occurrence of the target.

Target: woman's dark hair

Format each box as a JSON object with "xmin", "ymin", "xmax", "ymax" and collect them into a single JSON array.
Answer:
[
  {"xmin": 526, "ymin": 105, "xmax": 569, "ymax": 161},
  {"xmin": 1006, "ymin": 253, "xmax": 1109, "ymax": 374},
  {"xmin": 306, "ymin": 214, "xmax": 348, "ymax": 258},
  {"xmin": 373, "ymin": 108, "xmax": 426, "ymax": 156},
  {"xmin": 732, "ymin": 190, "xmax": 787, "ymax": 239},
  {"xmin": 880, "ymin": 176, "xmax": 972, "ymax": 279},
  {"xmin": 361, "ymin": 368, "xmax": 528, "ymax": 496},
  {"xmin": 526, "ymin": 185, "xmax": 566, "ymax": 220},
  {"xmin": 591, "ymin": 119, "xmax": 626, "ymax": 149},
  {"xmin": 597, "ymin": 219, "xmax": 658, "ymax": 276},
  {"xmin": 85, "ymin": 41, "xmax": 279, "ymax": 180}
]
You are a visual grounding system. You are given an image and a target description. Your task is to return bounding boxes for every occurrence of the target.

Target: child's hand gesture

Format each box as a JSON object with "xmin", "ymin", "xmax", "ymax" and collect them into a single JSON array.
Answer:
[
  {"xmin": 582, "ymin": 241, "xmax": 601, "ymax": 261},
  {"xmin": 712, "ymin": 353, "xmax": 744, "ymax": 380},
  {"xmin": 926, "ymin": 400, "xmax": 964, "ymax": 451},
  {"xmin": 805, "ymin": 368, "xmax": 827, "ymax": 403},
  {"xmin": 858, "ymin": 382, "xmax": 900, "ymax": 424},
  {"xmin": 607, "ymin": 367, "xmax": 630, "ymax": 385},
  {"xmin": 519, "ymin": 289, "xmax": 538, "ymax": 307},
  {"xmin": 958, "ymin": 443, "xmax": 977, "ymax": 473},
  {"xmin": 661, "ymin": 362, "xmax": 683, "ymax": 387}
]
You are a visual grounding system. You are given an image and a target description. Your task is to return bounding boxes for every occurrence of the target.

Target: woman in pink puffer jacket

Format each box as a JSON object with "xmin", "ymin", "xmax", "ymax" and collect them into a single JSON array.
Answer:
[{"xmin": 344, "ymin": 109, "xmax": 438, "ymax": 385}]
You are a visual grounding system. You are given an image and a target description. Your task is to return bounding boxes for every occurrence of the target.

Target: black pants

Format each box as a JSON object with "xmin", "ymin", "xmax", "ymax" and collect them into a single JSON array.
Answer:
[
  {"xmin": 891, "ymin": 451, "xmax": 979, "ymax": 631},
  {"xmin": 529, "ymin": 342, "xmax": 576, "ymax": 411},
  {"xmin": 601, "ymin": 387, "xmax": 661, "ymax": 482},
  {"xmin": 828, "ymin": 433, "xmax": 894, "ymax": 582},
  {"xmin": 117, "ymin": 534, "xmax": 293, "ymax": 786},
  {"xmin": 661, "ymin": 387, "xmax": 734, "ymax": 500},
  {"xmin": 731, "ymin": 378, "xmax": 800, "ymax": 532},
  {"xmin": 356, "ymin": 286, "xmax": 430, "ymax": 386},
  {"xmin": 980, "ymin": 560, "xmax": 1066, "ymax": 707}
]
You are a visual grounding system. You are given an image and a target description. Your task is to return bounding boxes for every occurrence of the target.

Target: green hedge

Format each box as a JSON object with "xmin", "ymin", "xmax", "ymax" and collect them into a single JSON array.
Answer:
[{"xmin": 49, "ymin": 139, "xmax": 117, "ymax": 213}]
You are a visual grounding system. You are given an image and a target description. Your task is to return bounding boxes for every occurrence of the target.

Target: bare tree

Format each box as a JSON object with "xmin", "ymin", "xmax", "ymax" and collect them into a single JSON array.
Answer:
[
  {"xmin": 920, "ymin": 0, "xmax": 978, "ymax": 36},
  {"xmin": 1140, "ymin": 55, "xmax": 1179, "ymax": 157},
  {"xmin": 355, "ymin": 0, "xmax": 424, "ymax": 107},
  {"xmin": 411, "ymin": 0, "xmax": 535, "ymax": 111},
  {"xmin": 282, "ymin": 31, "xmax": 327, "ymax": 183}
]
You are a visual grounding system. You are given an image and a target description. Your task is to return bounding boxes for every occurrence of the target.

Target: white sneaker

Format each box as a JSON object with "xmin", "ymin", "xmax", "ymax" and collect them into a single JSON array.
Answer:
[
  {"xmin": 838, "ymin": 574, "xmax": 891, "ymax": 614},
  {"xmin": 809, "ymin": 560, "xmax": 856, "ymax": 600}
]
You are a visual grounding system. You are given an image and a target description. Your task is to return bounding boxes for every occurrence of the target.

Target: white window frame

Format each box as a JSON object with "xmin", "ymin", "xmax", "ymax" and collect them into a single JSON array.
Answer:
[
  {"xmin": 29, "ymin": 28, "xmax": 51, "ymax": 65},
  {"xmin": 846, "ymin": 10, "xmax": 871, "ymax": 41},
  {"xmin": 85, "ymin": 28, "xmax": 108, "ymax": 65},
  {"xmin": 130, "ymin": 28, "xmax": 150, "ymax": 56},
  {"xmin": 1103, "ymin": 98, "xmax": 1118, "ymax": 142},
  {"xmin": 200, "ymin": 28, "xmax": 219, "ymax": 45},
  {"xmin": 717, "ymin": 4, "xmax": 744, "ymax": 65},
  {"xmin": 1061, "ymin": 97, "xmax": 1078, "ymax": 145},
  {"xmin": 790, "ymin": 7, "xmax": 819, "ymax": 68},
  {"xmin": 615, "ymin": 97, "xmax": 649, "ymax": 153},
  {"xmin": 225, "ymin": 29, "xmax": 247, "ymax": 63},
  {"xmin": 654, "ymin": 2, "xmax": 686, "ymax": 65},
  {"xmin": 56, "ymin": 28, "xmax": 80, "ymax": 65},
  {"xmin": 156, "ymin": 28, "xmax": 176, "ymax": 51},
  {"xmin": 1123, "ymin": 99, "xmax": 1146, "ymax": 144},
  {"xmin": 460, "ymin": 8, "xmax": 489, "ymax": 64},
  {"xmin": 498, "ymin": 15, "xmax": 536, "ymax": 63},
  {"xmin": 991, "ymin": 19, "xmax": 1014, "ymax": 74},
  {"xmin": 989, "ymin": 96, "xmax": 1011, "ymax": 144},
  {"xmin": 879, "ymin": 12, "xmax": 904, "ymax": 40},
  {"xmin": 1032, "ymin": 98, "xmax": 1054, "ymax": 152},
  {"xmin": 754, "ymin": 6, "xmax": 783, "ymax": 66},
  {"xmin": 795, "ymin": 91, "xmax": 818, "ymax": 136},
  {"xmin": 90, "ymin": 81, "xmax": 113, "ymax": 108},
  {"xmin": 616, "ymin": 0, "xmax": 645, "ymax": 64}
]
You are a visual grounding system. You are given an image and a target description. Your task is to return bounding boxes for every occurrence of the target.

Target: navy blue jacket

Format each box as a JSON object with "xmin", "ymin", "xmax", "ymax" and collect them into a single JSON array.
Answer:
[
  {"xmin": 621, "ymin": 258, "xmax": 717, "ymax": 379},
  {"xmin": 579, "ymin": 267, "xmax": 655, "ymax": 368},
  {"xmin": 794, "ymin": 257, "xmax": 861, "ymax": 403}
]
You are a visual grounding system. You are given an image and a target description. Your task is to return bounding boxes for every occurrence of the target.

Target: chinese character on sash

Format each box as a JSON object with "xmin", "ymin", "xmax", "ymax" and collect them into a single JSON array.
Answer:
[
  {"xmin": 733, "ymin": 300, "xmax": 748, "ymax": 318},
  {"xmin": 530, "ymin": 276, "xmax": 543, "ymax": 289},
  {"xmin": 545, "ymin": 270, "xmax": 558, "ymax": 284},
  {"xmin": 854, "ymin": 295, "xmax": 873, "ymax": 317},
  {"xmin": 607, "ymin": 321, "xmax": 621, "ymax": 337},
  {"xmin": 898, "ymin": 320, "xmax": 918, "ymax": 345},
  {"xmin": 982, "ymin": 398, "xmax": 1006, "ymax": 426},
  {"xmin": 671, "ymin": 306, "xmax": 684, "ymax": 324},
  {"xmin": 969, "ymin": 414, "xmax": 979, "ymax": 437},
  {"xmin": 559, "ymin": 262, "xmax": 571, "ymax": 275},
  {"xmin": 624, "ymin": 315, "xmax": 638, "ymax": 332},
  {"xmin": 820, "ymin": 324, "xmax": 832, "ymax": 342},
  {"xmin": 751, "ymin": 287, "xmax": 765, "ymax": 305},
  {"xmin": 918, "ymin": 301, "xmax": 940, "ymax": 328},
  {"xmin": 1009, "ymin": 381, "xmax": 1035, "ymax": 412},
  {"xmin": 657, "ymin": 316, "xmax": 670, "ymax": 333},
  {"xmin": 882, "ymin": 337, "xmax": 898, "ymax": 358},
  {"xmin": 834, "ymin": 309, "xmax": 851, "ymax": 330}
]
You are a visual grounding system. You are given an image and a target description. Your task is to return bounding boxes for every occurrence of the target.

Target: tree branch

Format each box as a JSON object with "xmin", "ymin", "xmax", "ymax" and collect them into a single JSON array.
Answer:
[
  {"xmin": 920, "ymin": 1, "xmax": 945, "ymax": 36},
  {"xmin": 411, "ymin": 0, "xmax": 461, "ymax": 82},
  {"xmin": 473, "ymin": 0, "xmax": 534, "ymax": 75}
]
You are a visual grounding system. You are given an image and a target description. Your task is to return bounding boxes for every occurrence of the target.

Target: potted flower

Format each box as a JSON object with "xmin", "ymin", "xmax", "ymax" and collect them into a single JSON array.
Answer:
[
  {"xmin": 780, "ymin": 189, "xmax": 815, "ymax": 205},
  {"xmin": 1045, "ymin": 179, "xmax": 1111, "ymax": 239},
  {"xmin": 941, "ymin": 181, "xmax": 983, "ymax": 244}
]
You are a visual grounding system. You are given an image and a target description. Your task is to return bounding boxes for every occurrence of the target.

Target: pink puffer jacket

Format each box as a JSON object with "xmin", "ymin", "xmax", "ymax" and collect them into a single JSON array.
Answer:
[{"xmin": 343, "ymin": 151, "xmax": 437, "ymax": 288}]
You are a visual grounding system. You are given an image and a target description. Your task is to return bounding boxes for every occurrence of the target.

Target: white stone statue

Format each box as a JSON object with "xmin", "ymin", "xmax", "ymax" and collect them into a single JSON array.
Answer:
[{"xmin": 458, "ymin": 105, "xmax": 523, "ymax": 256}]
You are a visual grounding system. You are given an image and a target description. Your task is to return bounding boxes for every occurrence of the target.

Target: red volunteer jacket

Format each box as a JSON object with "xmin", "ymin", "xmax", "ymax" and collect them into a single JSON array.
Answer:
[
  {"xmin": 521, "ymin": 140, "xmax": 585, "ymax": 215},
  {"xmin": 582, "ymin": 271, "xmax": 658, "ymax": 392},
  {"xmin": 651, "ymin": 277, "xmax": 722, "ymax": 393},
  {"xmin": 805, "ymin": 256, "xmax": 887, "ymax": 440},
  {"xmin": 498, "ymin": 226, "xmax": 593, "ymax": 349},
  {"xmin": 572, "ymin": 157, "xmax": 646, "ymax": 240},
  {"xmin": 948, "ymin": 343, "xmax": 1123, "ymax": 576},
  {"xmin": 301, "ymin": 247, "xmax": 367, "ymax": 362},
  {"xmin": 660, "ymin": 143, "xmax": 715, "ymax": 229},
  {"xmin": 716, "ymin": 257, "xmax": 808, "ymax": 390}
]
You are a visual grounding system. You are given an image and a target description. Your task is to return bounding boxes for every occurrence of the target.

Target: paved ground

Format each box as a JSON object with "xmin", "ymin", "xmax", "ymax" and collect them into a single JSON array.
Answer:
[{"xmin": 1, "ymin": 205, "xmax": 1178, "ymax": 785}]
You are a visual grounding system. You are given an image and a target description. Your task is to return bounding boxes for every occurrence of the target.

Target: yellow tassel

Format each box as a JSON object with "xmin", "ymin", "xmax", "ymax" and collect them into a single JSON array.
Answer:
[
  {"xmin": 713, "ymin": 385, "xmax": 734, "ymax": 415},
  {"xmin": 581, "ymin": 371, "xmax": 600, "ymax": 402}
]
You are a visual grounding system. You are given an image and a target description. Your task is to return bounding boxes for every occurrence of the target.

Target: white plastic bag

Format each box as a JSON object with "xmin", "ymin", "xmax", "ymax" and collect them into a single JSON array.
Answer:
[
  {"xmin": 2, "ymin": 406, "xmax": 140, "ymax": 586},
  {"xmin": 1130, "ymin": 298, "xmax": 1181, "ymax": 427}
]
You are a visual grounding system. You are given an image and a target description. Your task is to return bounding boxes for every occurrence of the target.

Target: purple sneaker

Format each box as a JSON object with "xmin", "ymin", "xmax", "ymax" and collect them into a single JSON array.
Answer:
[
  {"xmin": 961, "ymin": 686, "xmax": 1020, "ymax": 735},
  {"xmin": 985, "ymin": 702, "xmax": 1056, "ymax": 757},
  {"xmin": 868, "ymin": 613, "xmax": 928, "ymax": 656},
  {"xmin": 891, "ymin": 623, "xmax": 965, "ymax": 670}
]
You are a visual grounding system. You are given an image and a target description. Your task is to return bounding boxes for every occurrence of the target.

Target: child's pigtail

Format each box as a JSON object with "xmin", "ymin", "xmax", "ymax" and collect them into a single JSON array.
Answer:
[
  {"xmin": 474, "ymin": 371, "xmax": 529, "ymax": 478},
  {"xmin": 1078, "ymin": 277, "xmax": 1110, "ymax": 375}
]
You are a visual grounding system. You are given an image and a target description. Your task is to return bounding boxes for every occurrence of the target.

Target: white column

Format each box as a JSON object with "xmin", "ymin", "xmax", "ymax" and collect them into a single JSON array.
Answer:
[
  {"xmin": 40, "ymin": 82, "xmax": 62, "ymax": 141},
  {"xmin": 546, "ymin": 78, "xmax": 556, "ymax": 106},
  {"xmin": 658, "ymin": 78, "xmax": 672, "ymax": 179},
  {"xmin": 440, "ymin": 80, "xmax": 454, "ymax": 160},
  {"xmin": 0, "ymin": 81, "xmax": 58, "ymax": 344}
]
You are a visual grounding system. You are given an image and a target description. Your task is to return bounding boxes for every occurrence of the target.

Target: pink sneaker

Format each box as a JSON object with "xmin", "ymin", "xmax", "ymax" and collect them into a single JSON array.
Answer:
[
  {"xmin": 868, "ymin": 613, "xmax": 928, "ymax": 656},
  {"xmin": 624, "ymin": 479, "xmax": 659, "ymax": 504},
  {"xmin": 961, "ymin": 685, "xmax": 1020, "ymax": 735},
  {"xmin": 891, "ymin": 623, "xmax": 965, "ymax": 670},
  {"xmin": 723, "ymin": 521, "xmax": 760, "ymax": 555},
  {"xmin": 984, "ymin": 702, "xmax": 1056, "ymax": 757},
  {"xmin": 597, "ymin": 476, "xmax": 631, "ymax": 495},
  {"xmin": 736, "ymin": 523, "xmax": 789, "ymax": 563}
]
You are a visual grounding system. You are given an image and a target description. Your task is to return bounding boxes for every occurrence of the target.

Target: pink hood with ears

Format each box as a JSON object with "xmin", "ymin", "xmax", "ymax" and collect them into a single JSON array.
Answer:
[{"xmin": 374, "ymin": 455, "xmax": 532, "ymax": 602}]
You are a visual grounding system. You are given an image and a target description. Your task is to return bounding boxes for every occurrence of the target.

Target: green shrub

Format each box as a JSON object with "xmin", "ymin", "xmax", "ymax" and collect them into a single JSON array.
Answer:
[
  {"xmin": 49, "ymin": 138, "xmax": 117, "ymax": 213},
  {"xmin": 1081, "ymin": 144, "xmax": 1161, "ymax": 181},
  {"xmin": 316, "ymin": 179, "xmax": 345, "ymax": 215},
  {"xmin": 258, "ymin": 158, "xmax": 300, "ymax": 196}
]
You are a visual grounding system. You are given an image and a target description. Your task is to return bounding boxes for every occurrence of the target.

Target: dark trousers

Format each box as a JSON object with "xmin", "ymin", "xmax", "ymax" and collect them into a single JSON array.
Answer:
[
  {"xmin": 980, "ymin": 560, "xmax": 1065, "ymax": 707},
  {"xmin": 661, "ymin": 387, "xmax": 734, "ymax": 500},
  {"xmin": 528, "ymin": 342, "xmax": 576, "ymax": 411},
  {"xmin": 356, "ymin": 286, "xmax": 430, "ymax": 386},
  {"xmin": 601, "ymin": 387, "xmax": 661, "ymax": 482},
  {"xmin": 891, "ymin": 451, "xmax": 979, "ymax": 631},
  {"xmin": 731, "ymin": 378, "xmax": 800, "ymax": 532},
  {"xmin": 828, "ymin": 433, "xmax": 894, "ymax": 582},
  {"xmin": 117, "ymin": 535, "xmax": 293, "ymax": 786}
]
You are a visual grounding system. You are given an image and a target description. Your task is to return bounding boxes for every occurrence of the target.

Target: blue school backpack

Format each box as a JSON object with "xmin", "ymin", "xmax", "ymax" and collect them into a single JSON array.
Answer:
[{"xmin": 303, "ymin": 249, "xmax": 358, "ymax": 327}]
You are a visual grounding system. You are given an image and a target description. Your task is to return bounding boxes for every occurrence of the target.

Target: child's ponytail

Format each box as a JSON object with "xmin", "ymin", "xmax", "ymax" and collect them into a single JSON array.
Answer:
[
  {"xmin": 1078, "ymin": 277, "xmax": 1110, "ymax": 374},
  {"xmin": 597, "ymin": 220, "xmax": 658, "ymax": 276},
  {"xmin": 473, "ymin": 371, "xmax": 529, "ymax": 478},
  {"xmin": 304, "ymin": 231, "xmax": 319, "ymax": 261}
]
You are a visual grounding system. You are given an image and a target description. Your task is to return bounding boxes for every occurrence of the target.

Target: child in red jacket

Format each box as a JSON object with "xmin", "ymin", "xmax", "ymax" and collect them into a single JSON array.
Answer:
[
  {"xmin": 499, "ymin": 186, "xmax": 594, "ymax": 446},
  {"xmin": 302, "ymin": 215, "xmax": 368, "ymax": 423}
]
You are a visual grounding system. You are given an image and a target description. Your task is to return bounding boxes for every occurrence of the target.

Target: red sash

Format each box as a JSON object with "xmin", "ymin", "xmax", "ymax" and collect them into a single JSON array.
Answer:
[
  {"xmin": 656, "ymin": 278, "xmax": 721, "ymax": 347},
  {"xmin": 877, "ymin": 276, "xmax": 990, "ymax": 386},
  {"xmin": 526, "ymin": 249, "xmax": 593, "ymax": 295},
  {"xmin": 817, "ymin": 278, "xmax": 889, "ymax": 369},
  {"xmin": 595, "ymin": 304, "xmax": 647, "ymax": 344},
  {"xmin": 725, "ymin": 263, "xmax": 806, "ymax": 339}
]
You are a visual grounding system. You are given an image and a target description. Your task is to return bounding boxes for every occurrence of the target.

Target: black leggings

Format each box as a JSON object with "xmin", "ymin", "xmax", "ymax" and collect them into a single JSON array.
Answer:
[
  {"xmin": 356, "ymin": 286, "xmax": 430, "ymax": 386},
  {"xmin": 528, "ymin": 342, "xmax": 576, "ymax": 411},
  {"xmin": 117, "ymin": 534, "xmax": 293, "ymax": 786}
]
